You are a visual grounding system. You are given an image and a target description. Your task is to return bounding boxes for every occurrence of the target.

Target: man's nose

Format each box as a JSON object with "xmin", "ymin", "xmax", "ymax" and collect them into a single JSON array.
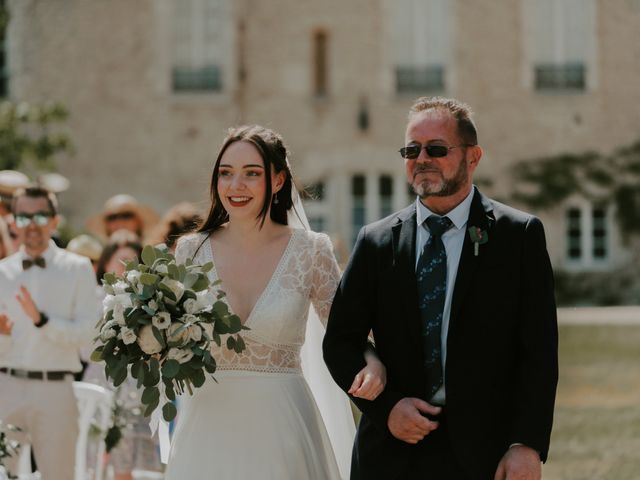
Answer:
[{"xmin": 416, "ymin": 147, "xmax": 432, "ymax": 163}]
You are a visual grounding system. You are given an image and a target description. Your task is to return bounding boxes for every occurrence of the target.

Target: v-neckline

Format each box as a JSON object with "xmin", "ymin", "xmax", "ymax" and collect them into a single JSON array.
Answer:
[{"xmin": 206, "ymin": 229, "xmax": 298, "ymax": 326}]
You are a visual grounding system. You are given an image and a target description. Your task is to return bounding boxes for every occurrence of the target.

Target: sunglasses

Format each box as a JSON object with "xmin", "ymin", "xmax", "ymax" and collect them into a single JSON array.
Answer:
[
  {"xmin": 14, "ymin": 211, "xmax": 54, "ymax": 228},
  {"xmin": 105, "ymin": 211, "xmax": 136, "ymax": 222},
  {"xmin": 399, "ymin": 144, "xmax": 475, "ymax": 159}
]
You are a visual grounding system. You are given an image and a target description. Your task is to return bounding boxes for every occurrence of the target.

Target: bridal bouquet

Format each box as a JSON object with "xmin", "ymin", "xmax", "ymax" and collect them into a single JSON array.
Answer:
[
  {"xmin": 0, "ymin": 421, "xmax": 21, "ymax": 480},
  {"xmin": 91, "ymin": 244, "xmax": 246, "ymax": 423}
]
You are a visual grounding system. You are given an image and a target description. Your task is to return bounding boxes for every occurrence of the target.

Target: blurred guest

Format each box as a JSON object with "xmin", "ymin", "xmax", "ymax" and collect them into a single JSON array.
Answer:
[
  {"xmin": 87, "ymin": 230, "xmax": 163, "ymax": 480},
  {"xmin": 0, "ymin": 171, "xmax": 31, "ymax": 252},
  {"xmin": 0, "ymin": 186, "xmax": 98, "ymax": 480},
  {"xmin": 67, "ymin": 234, "xmax": 103, "ymax": 272},
  {"xmin": 87, "ymin": 194, "xmax": 159, "ymax": 242},
  {"xmin": 145, "ymin": 202, "xmax": 202, "ymax": 252},
  {"xmin": 0, "ymin": 217, "xmax": 14, "ymax": 260}
]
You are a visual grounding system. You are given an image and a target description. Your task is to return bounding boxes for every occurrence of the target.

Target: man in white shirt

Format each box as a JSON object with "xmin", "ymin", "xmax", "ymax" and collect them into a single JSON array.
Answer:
[{"xmin": 0, "ymin": 186, "xmax": 98, "ymax": 480}]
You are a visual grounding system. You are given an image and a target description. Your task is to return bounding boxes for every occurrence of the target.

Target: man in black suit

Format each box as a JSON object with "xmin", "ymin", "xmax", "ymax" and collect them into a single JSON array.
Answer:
[{"xmin": 323, "ymin": 97, "xmax": 558, "ymax": 480}]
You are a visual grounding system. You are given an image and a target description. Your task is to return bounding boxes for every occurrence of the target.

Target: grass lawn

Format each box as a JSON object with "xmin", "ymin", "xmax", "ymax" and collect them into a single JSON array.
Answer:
[{"xmin": 543, "ymin": 325, "xmax": 640, "ymax": 480}]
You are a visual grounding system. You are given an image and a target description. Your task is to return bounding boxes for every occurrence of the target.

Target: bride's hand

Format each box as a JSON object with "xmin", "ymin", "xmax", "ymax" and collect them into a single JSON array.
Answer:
[{"xmin": 348, "ymin": 349, "xmax": 387, "ymax": 400}]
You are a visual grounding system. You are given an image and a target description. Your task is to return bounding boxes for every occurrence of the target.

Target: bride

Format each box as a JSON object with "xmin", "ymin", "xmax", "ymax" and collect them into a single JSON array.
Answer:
[{"xmin": 165, "ymin": 125, "xmax": 385, "ymax": 479}]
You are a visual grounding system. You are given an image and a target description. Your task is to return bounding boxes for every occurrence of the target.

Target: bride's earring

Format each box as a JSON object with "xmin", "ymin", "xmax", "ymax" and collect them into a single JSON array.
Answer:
[{"xmin": 273, "ymin": 193, "xmax": 279, "ymax": 205}]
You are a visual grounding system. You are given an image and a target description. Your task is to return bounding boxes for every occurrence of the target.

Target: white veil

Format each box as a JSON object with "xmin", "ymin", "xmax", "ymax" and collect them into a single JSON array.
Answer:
[{"xmin": 288, "ymin": 182, "xmax": 356, "ymax": 480}]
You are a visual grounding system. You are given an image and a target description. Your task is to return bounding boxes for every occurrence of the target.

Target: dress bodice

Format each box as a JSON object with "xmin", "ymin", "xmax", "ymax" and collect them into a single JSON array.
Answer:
[{"xmin": 175, "ymin": 229, "xmax": 340, "ymax": 374}]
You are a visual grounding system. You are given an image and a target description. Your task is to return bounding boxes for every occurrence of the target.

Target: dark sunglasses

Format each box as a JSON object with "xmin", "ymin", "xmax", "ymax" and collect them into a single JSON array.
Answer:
[
  {"xmin": 399, "ymin": 143, "xmax": 476, "ymax": 159},
  {"xmin": 105, "ymin": 211, "xmax": 136, "ymax": 222},
  {"xmin": 14, "ymin": 211, "xmax": 54, "ymax": 228}
]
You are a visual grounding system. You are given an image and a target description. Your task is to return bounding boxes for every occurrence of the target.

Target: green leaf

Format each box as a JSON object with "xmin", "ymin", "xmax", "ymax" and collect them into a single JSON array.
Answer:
[
  {"xmin": 103, "ymin": 272, "xmax": 117, "ymax": 285},
  {"xmin": 190, "ymin": 369, "xmax": 206, "ymax": 388},
  {"xmin": 152, "ymin": 326, "xmax": 166, "ymax": 349},
  {"xmin": 162, "ymin": 402, "xmax": 178, "ymax": 422},
  {"xmin": 163, "ymin": 378, "xmax": 176, "ymax": 401},
  {"xmin": 191, "ymin": 276, "xmax": 210, "ymax": 292},
  {"xmin": 140, "ymin": 273, "xmax": 159, "ymax": 285},
  {"xmin": 141, "ymin": 386, "xmax": 160, "ymax": 405},
  {"xmin": 104, "ymin": 425, "xmax": 122, "ymax": 453},
  {"xmin": 145, "ymin": 357, "xmax": 160, "ymax": 387},
  {"xmin": 89, "ymin": 348, "xmax": 103, "ymax": 362},
  {"xmin": 125, "ymin": 257, "xmax": 139, "ymax": 271},
  {"xmin": 226, "ymin": 336, "xmax": 236, "ymax": 350},
  {"xmin": 168, "ymin": 263, "xmax": 180, "ymax": 280},
  {"xmin": 182, "ymin": 272, "xmax": 198, "ymax": 289},
  {"xmin": 112, "ymin": 365, "xmax": 128, "ymax": 387},
  {"xmin": 200, "ymin": 262, "xmax": 214, "ymax": 273},
  {"xmin": 234, "ymin": 335, "xmax": 246, "ymax": 353},
  {"xmin": 141, "ymin": 245, "xmax": 157, "ymax": 266},
  {"xmin": 143, "ymin": 395, "xmax": 160, "ymax": 417},
  {"xmin": 162, "ymin": 359, "xmax": 180, "ymax": 379}
]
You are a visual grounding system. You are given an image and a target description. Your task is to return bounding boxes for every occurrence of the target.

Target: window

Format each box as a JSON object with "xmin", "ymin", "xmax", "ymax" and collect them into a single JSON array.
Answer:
[
  {"xmin": 391, "ymin": 0, "xmax": 449, "ymax": 94},
  {"xmin": 351, "ymin": 175, "xmax": 366, "ymax": 245},
  {"xmin": 313, "ymin": 30, "xmax": 328, "ymax": 97},
  {"xmin": 524, "ymin": 0, "xmax": 596, "ymax": 92},
  {"xmin": 172, "ymin": 0, "xmax": 231, "ymax": 92},
  {"xmin": 566, "ymin": 208, "xmax": 582, "ymax": 259},
  {"xmin": 565, "ymin": 204, "xmax": 609, "ymax": 266},
  {"xmin": 380, "ymin": 175, "xmax": 393, "ymax": 218}
]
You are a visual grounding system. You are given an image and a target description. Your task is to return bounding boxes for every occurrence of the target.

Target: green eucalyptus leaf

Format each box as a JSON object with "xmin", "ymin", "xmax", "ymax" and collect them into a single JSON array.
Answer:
[
  {"xmin": 162, "ymin": 359, "xmax": 180, "ymax": 379},
  {"xmin": 191, "ymin": 369, "xmax": 206, "ymax": 388},
  {"xmin": 103, "ymin": 272, "xmax": 117, "ymax": 285},
  {"xmin": 141, "ymin": 386, "xmax": 160, "ymax": 405},
  {"xmin": 141, "ymin": 245, "xmax": 157, "ymax": 266},
  {"xmin": 140, "ymin": 273, "xmax": 159, "ymax": 285},
  {"xmin": 90, "ymin": 348, "xmax": 103, "ymax": 362},
  {"xmin": 162, "ymin": 402, "xmax": 177, "ymax": 422}
]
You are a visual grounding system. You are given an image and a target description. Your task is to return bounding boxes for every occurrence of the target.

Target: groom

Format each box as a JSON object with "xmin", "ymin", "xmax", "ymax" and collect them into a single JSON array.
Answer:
[{"xmin": 323, "ymin": 97, "xmax": 558, "ymax": 479}]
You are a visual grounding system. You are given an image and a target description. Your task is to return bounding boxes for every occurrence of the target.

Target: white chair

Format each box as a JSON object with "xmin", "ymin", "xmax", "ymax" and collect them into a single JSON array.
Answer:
[{"xmin": 73, "ymin": 381, "xmax": 114, "ymax": 480}]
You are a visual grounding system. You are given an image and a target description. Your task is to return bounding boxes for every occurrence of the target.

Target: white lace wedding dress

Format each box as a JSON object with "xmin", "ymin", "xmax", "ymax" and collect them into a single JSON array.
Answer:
[{"xmin": 165, "ymin": 229, "xmax": 348, "ymax": 479}]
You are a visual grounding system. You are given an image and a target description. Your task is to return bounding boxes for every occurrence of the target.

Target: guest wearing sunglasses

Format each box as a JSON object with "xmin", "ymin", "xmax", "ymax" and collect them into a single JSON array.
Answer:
[
  {"xmin": 87, "ymin": 194, "xmax": 159, "ymax": 242},
  {"xmin": 0, "ymin": 186, "xmax": 99, "ymax": 480},
  {"xmin": 324, "ymin": 97, "xmax": 558, "ymax": 480}
]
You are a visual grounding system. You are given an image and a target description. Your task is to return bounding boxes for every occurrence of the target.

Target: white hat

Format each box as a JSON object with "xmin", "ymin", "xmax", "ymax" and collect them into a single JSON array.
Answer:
[{"xmin": 86, "ymin": 194, "xmax": 159, "ymax": 240}]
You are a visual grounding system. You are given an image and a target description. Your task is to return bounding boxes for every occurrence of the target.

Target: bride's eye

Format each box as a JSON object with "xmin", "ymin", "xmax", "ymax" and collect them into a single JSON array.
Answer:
[
  {"xmin": 219, "ymin": 170, "xmax": 232, "ymax": 177},
  {"xmin": 246, "ymin": 170, "xmax": 261, "ymax": 177}
]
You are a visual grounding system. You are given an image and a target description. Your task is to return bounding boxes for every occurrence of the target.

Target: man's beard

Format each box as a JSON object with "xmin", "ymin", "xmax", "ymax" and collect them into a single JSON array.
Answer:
[{"xmin": 412, "ymin": 157, "xmax": 469, "ymax": 198}]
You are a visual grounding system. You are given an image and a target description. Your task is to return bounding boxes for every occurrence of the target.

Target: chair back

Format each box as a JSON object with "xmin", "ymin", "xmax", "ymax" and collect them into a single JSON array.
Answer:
[{"xmin": 73, "ymin": 381, "xmax": 113, "ymax": 480}]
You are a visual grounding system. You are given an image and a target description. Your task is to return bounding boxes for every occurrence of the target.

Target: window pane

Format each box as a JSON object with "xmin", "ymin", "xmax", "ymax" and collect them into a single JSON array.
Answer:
[
  {"xmin": 352, "ymin": 175, "xmax": 366, "ymax": 245},
  {"xmin": 380, "ymin": 175, "xmax": 393, "ymax": 218},
  {"xmin": 566, "ymin": 208, "xmax": 582, "ymax": 259},
  {"xmin": 592, "ymin": 207, "xmax": 607, "ymax": 259}
]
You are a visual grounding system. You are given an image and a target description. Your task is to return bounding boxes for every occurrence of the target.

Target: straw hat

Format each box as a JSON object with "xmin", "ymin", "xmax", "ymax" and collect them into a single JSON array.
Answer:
[
  {"xmin": 87, "ymin": 194, "xmax": 159, "ymax": 240},
  {"xmin": 37, "ymin": 172, "xmax": 70, "ymax": 194},
  {"xmin": 66, "ymin": 234, "xmax": 103, "ymax": 261},
  {"xmin": 0, "ymin": 170, "xmax": 30, "ymax": 197}
]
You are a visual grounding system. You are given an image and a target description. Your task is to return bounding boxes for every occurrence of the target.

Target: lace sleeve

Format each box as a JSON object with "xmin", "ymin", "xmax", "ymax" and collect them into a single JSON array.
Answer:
[
  {"xmin": 310, "ymin": 233, "xmax": 341, "ymax": 326},
  {"xmin": 174, "ymin": 234, "xmax": 199, "ymax": 265}
]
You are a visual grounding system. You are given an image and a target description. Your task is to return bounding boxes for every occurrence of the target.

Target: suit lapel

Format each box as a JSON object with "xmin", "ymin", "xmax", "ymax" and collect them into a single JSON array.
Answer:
[
  {"xmin": 450, "ymin": 188, "xmax": 494, "ymax": 328},
  {"xmin": 391, "ymin": 205, "xmax": 423, "ymax": 353}
]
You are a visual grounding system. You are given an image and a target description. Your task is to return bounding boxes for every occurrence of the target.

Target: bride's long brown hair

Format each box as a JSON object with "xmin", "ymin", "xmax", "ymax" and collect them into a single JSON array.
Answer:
[{"xmin": 197, "ymin": 125, "xmax": 294, "ymax": 235}]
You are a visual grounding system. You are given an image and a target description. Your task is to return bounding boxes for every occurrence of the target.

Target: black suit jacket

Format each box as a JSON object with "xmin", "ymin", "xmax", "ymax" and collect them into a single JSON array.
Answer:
[{"xmin": 323, "ymin": 188, "xmax": 558, "ymax": 479}]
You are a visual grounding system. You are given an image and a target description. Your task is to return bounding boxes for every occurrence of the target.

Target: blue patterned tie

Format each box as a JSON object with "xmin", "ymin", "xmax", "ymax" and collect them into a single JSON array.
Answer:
[{"xmin": 416, "ymin": 215, "xmax": 452, "ymax": 402}]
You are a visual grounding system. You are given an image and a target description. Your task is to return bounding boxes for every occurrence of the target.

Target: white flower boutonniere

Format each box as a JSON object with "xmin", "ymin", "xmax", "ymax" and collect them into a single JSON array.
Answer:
[{"xmin": 468, "ymin": 226, "xmax": 489, "ymax": 256}]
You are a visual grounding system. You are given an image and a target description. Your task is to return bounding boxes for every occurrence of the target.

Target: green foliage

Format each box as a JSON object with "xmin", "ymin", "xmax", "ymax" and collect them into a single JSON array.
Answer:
[
  {"xmin": 509, "ymin": 140, "xmax": 640, "ymax": 236},
  {"xmin": 0, "ymin": 101, "xmax": 74, "ymax": 171}
]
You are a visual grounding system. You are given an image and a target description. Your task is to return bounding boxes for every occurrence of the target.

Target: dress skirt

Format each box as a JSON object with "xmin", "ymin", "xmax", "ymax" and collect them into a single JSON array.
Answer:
[{"xmin": 164, "ymin": 370, "xmax": 342, "ymax": 479}]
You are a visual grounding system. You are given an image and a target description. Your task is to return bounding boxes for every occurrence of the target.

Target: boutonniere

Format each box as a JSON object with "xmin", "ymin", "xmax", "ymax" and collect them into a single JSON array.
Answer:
[{"xmin": 468, "ymin": 226, "xmax": 489, "ymax": 256}]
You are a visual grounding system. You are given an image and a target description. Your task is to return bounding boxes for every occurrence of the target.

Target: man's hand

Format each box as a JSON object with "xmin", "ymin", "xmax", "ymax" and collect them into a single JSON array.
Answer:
[
  {"xmin": 0, "ymin": 313, "xmax": 13, "ymax": 335},
  {"xmin": 494, "ymin": 445, "xmax": 541, "ymax": 480},
  {"xmin": 387, "ymin": 397, "xmax": 440, "ymax": 444},
  {"xmin": 16, "ymin": 286, "xmax": 40, "ymax": 325}
]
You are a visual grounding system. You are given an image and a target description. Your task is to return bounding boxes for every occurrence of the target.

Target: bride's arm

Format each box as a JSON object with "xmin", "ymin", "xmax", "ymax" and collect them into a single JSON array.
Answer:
[{"xmin": 311, "ymin": 234, "xmax": 387, "ymax": 400}]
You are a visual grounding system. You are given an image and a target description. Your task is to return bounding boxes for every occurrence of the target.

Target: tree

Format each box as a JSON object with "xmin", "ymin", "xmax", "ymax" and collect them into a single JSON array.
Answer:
[{"xmin": 0, "ymin": 101, "xmax": 73, "ymax": 172}]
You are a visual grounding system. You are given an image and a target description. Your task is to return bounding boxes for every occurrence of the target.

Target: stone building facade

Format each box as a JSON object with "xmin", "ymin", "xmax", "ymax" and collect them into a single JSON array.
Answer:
[{"xmin": 5, "ymin": 0, "xmax": 640, "ymax": 270}]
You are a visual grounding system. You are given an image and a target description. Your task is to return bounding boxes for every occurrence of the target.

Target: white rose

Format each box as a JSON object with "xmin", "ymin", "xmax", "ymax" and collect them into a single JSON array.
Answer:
[
  {"xmin": 100, "ymin": 320, "xmax": 118, "ymax": 342},
  {"xmin": 156, "ymin": 264, "xmax": 169, "ymax": 274},
  {"xmin": 113, "ymin": 280, "xmax": 129, "ymax": 295},
  {"xmin": 187, "ymin": 324, "xmax": 202, "ymax": 342},
  {"xmin": 148, "ymin": 299, "xmax": 158, "ymax": 312},
  {"xmin": 120, "ymin": 326, "xmax": 137, "ymax": 345},
  {"xmin": 195, "ymin": 289, "xmax": 215, "ymax": 312},
  {"xmin": 137, "ymin": 325, "xmax": 163, "ymax": 354},
  {"xmin": 201, "ymin": 323, "xmax": 214, "ymax": 341},
  {"xmin": 167, "ymin": 322, "xmax": 190, "ymax": 346},
  {"xmin": 126, "ymin": 270, "xmax": 141, "ymax": 284},
  {"xmin": 155, "ymin": 291, "xmax": 164, "ymax": 302},
  {"xmin": 161, "ymin": 278, "xmax": 185, "ymax": 303},
  {"xmin": 152, "ymin": 312, "xmax": 172, "ymax": 330},
  {"xmin": 166, "ymin": 347, "xmax": 194, "ymax": 364},
  {"xmin": 113, "ymin": 303, "xmax": 126, "ymax": 326},
  {"xmin": 103, "ymin": 293, "xmax": 133, "ymax": 315},
  {"xmin": 183, "ymin": 298, "xmax": 198, "ymax": 314}
]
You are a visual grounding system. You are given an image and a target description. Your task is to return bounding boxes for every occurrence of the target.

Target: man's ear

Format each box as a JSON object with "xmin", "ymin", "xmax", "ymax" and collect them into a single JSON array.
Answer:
[{"xmin": 469, "ymin": 145, "xmax": 483, "ymax": 168}]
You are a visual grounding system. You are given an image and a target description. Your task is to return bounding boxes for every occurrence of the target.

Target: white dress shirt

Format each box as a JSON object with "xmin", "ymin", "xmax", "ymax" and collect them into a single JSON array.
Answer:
[
  {"xmin": 0, "ymin": 240, "xmax": 99, "ymax": 371},
  {"xmin": 415, "ymin": 187, "xmax": 474, "ymax": 405}
]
